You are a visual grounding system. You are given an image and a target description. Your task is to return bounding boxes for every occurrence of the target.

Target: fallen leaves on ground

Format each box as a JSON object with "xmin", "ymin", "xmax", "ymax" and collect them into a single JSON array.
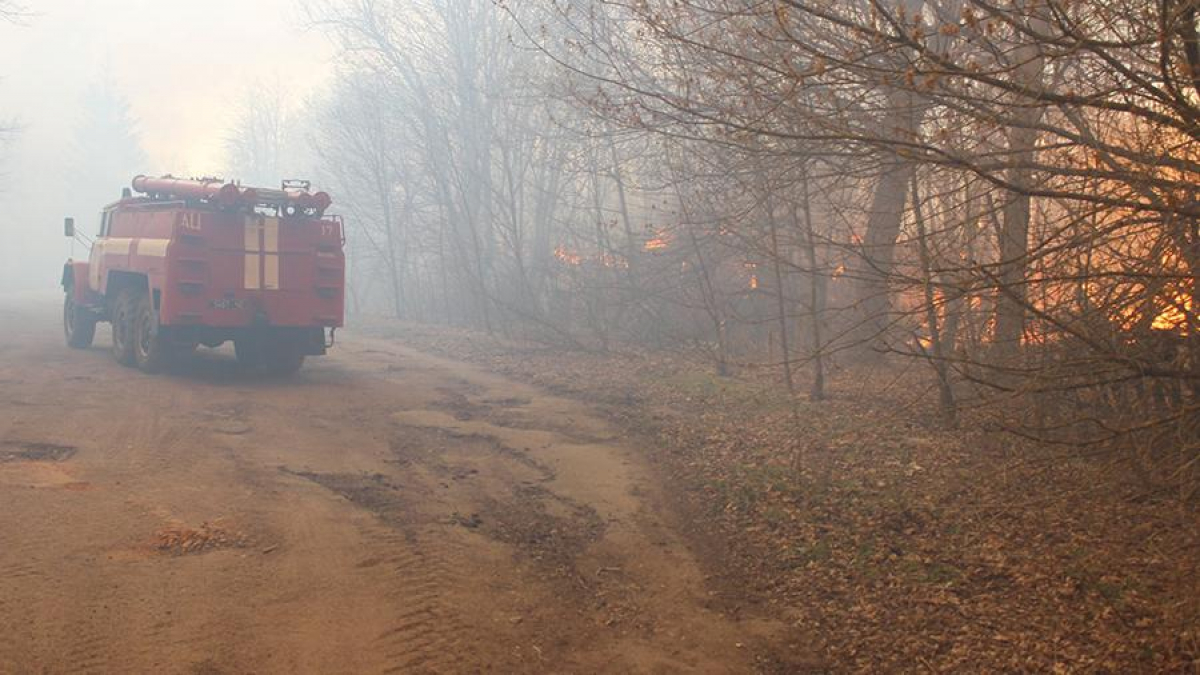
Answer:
[
  {"xmin": 366, "ymin": 319, "xmax": 1199, "ymax": 673},
  {"xmin": 154, "ymin": 520, "xmax": 250, "ymax": 556}
]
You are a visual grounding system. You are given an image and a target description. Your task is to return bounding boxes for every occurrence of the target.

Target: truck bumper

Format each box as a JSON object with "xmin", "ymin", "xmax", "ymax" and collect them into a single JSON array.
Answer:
[
  {"xmin": 162, "ymin": 289, "xmax": 343, "ymax": 330},
  {"xmin": 165, "ymin": 324, "xmax": 330, "ymax": 356}
]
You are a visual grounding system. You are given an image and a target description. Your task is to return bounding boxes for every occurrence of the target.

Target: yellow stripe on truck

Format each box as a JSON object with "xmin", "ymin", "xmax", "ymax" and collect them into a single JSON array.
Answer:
[
  {"xmin": 264, "ymin": 254, "xmax": 279, "ymax": 290},
  {"xmin": 264, "ymin": 216, "xmax": 279, "ymax": 253},
  {"xmin": 244, "ymin": 216, "xmax": 261, "ymax": 252},
  {"xmin": 136, "ymin": 239, "xmax": 170, "ymax": 257},
  {"xmin": 91, "ymin": 238, "xmax": 134, "ymax": 290},
  {"xmin": 242, "ymin": 215, "xmax": 280, "ymax": 290},
  {"xmin": 263, "ymin": 217, "xmax": 280, "ymax": 289},
  {"xmin": 103, "ymin": 238, "xmax": 135, "ymax": 255},
  {"xmin": 244, "ymin": 216, "xmax": 262, "ymax": 290},
  {"xmin": 244, "ymin": 253, "xmax": 261, "ymax": 290}
]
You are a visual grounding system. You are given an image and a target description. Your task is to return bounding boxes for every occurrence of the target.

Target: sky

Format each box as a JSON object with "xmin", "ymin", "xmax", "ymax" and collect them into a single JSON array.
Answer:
[{"xmin": 0, "ymin": 0, "xmax": 336, "ymax": 290}]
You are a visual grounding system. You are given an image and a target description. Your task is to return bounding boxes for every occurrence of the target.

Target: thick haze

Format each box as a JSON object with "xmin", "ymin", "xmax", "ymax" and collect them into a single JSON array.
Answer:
[{"xmin": 0, "ymin": 0, "xmax": 333, "ymax": 290}]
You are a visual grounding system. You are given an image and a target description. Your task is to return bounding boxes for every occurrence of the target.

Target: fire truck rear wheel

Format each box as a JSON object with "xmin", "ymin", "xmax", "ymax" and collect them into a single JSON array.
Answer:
[
  {"xmin": 262, "ymin": 348, "xmax": 305, "ymax": 377},
  {"xmin": 133, "ymin": 292, "xmax": 171, "ymax": 373},
  {"xmin": 110, "ymin": 289, "xmax": 138, "ymax": 367},
  {"xmin": 234, "ymin": 339, "xmax": 304, "ymax": 376},
  {"xmin": 63, "ymin": 285, "xmax": 96, "ymax": 349},
  {"xmin": 233, "ymin": 339, "xmax": 262, "ymax": 368}
]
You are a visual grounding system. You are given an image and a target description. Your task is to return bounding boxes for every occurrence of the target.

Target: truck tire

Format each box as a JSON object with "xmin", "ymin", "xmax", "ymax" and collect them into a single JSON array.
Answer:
[
  {"xmin": 110, "ymin": 288, "xmax": 138, "ymax": 367},
  {"xmin": 235, "ymin": 338, "xmax": 305, "ymax": 376},
  {"xmin": 233, "ymin": 338, "xmax": 262, "ymax": 368},
  {"xmin": 263, "ymin": 347, "xmax": 305, "ymax": 377},
  {"xmin": 133, "ymin": 292, "xmax": 171, "ymax": 373},
  {"xmin": 63, "ymin": 285, "xmax": 96, "ymax": 349}
]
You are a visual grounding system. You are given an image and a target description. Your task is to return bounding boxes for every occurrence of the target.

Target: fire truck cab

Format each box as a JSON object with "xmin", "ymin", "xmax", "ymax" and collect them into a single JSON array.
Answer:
[{"xmin": 61, "ymin": 176, "xmax": 345, "ymax": 375}]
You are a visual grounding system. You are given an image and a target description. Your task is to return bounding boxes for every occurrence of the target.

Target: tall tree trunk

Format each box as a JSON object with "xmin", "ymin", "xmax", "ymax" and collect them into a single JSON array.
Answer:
[
  {"xmin": 993, "ymin": 3, "xmax": 1048, "ymax": 359},
  {"xmin": 855, "ymin": 156, "xmax": 916, "ymax": 355},
  {"xmin": 993, "ymin": 123, "xmax": 1040, "ymax": 356},
  {"xmin": 765, "ymin": 188, "xmax": 798, "ymax": 402},
  {"xmin": 849, "ymin": 0, "xmax": 928, "ymax": 357},
  {"xmin": 797, "ymin": 166, "xmax": 826, "ymax": 401},
  {"xmin": 671, "ymin": 168, "xmax": 730, "ymax": 376},
  {"xmin": 912, "ymin": 175, "xmax": 957, "ymax": 425}
]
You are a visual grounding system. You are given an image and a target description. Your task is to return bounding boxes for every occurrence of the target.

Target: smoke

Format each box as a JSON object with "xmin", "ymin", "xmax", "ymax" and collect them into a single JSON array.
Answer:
[{"xmin": 0, "ymin": 0, "xmax": 333, "ymax": 291}]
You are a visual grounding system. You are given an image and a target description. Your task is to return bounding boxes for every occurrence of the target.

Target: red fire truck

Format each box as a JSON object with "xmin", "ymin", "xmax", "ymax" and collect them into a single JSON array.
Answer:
[{"xmin": 61, "ymin": 176, "xmax": 345, "ymax": 375}]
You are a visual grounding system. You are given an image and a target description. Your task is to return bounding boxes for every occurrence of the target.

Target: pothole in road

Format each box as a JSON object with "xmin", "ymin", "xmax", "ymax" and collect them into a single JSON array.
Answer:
[
  {"xmin": 473, "ymin": 485, "xmax": 605, "ymax": 578},
  {"xmin": 436, "ymin": 389, "xmax": 492, "ymax": 421},
  {"xmin": 481, "ymin": 396, "xmax": 532, "ymax": 408},
  {"xmin": 389, "ymin": 425, "xmax": 553, "ymax": 479},
  {"xmin": 288, "ymin": 470, "xmax": 417, "ymax": 529},
  {"xmin": 391, "ymin": 428, "xmax": 605, "ymax": 577},
  {"xmin": 428, "ymin": 392, "xmax": 567, "ymax": 436},
  {"xmin": 294, "ymin": 426, "xmax": 604, "ymax": 581},
  {"xmin": 0, "ymin": 441, "xmax": 77, "ymax": 462},
  {"xmin": 197, "ymin": 406, "xmax": 254, "ymax": 436}
]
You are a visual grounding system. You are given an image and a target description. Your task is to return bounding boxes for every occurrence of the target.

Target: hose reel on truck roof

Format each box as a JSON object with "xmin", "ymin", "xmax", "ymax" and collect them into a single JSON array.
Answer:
[{"xmin": 130, "ymin": 175, "xmax": 333, "ymax": 218}]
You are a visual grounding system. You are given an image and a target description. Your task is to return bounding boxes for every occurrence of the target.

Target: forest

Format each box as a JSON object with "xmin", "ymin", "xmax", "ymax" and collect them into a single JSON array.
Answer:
[
  {"xmin": 1, "ymin": 0, "xmax": 1194, "ymax": 670},
  {"xmin": 227, "ymin": 0, "xmax": 1200, "ymax": 482},
  {"xmin": 233, "ymin": 3, "xmax": 1197, "ymax": 666}
]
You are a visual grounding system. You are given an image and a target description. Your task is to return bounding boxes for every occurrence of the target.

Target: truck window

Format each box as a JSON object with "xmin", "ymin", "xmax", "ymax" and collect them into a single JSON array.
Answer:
[{"xmin": 99, "ymin": 212, "xmax": 110, "ymax": 237}]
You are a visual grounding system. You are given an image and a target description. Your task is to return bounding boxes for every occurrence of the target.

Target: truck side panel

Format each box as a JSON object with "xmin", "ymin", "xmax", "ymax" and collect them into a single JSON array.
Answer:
[
  {"xmin": 90, "ymin": 237, "xmax": 131, "ymax": 294},
  {"xmin": 92, "ymin": 207, "xmax": 174, "ymax": 299}
]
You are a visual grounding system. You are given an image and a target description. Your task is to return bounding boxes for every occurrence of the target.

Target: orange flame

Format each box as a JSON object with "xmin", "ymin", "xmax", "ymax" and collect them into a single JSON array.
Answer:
[
  {"xmin": 644, "ymin": 236, "xmax": 669, "ymax": 252},
  {"xmin": 554, "ymin": 246, "xmax": 583, "ymax": 266},
  {"xmin": 1152, "ymin": 291, "xmax": 1194, "ymax": 332}
]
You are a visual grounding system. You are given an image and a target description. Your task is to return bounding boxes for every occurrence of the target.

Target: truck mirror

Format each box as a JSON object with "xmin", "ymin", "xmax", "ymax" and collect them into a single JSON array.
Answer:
[{"xmin": 64, "ymin": 217, "xmax": 75, "ymax": 238}]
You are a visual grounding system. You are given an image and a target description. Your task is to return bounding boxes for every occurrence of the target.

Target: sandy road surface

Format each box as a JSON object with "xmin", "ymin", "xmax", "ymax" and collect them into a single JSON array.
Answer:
[{"xmin": 0, "ymin": 292, "xmax": 785, "ymax": 674}]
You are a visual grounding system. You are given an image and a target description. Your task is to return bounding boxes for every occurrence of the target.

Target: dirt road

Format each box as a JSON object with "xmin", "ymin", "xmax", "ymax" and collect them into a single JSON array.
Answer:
[{"xmin": 0, "ymin": 292, "xmax": 786, "ymax": 674}]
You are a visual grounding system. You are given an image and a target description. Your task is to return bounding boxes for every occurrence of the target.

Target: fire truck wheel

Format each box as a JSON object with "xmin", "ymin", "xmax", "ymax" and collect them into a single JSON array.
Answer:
[
  {"xmin": 235, "ymin": 339, "xmax": 304, "ymax": 376},
  {"xmin": 262, "ymin": 348, "xmax": 305, "ymax": 377},
  {"xmin": 63, "ymin": 286, "xmax": 96, "ymax": 349},
  {"xmin": 233, "ymin": 339, "xmax": 262, "ymax": 368},
  {"xmin": 110, "ymin": 289, "xmax": 138, "ymax": 367},
  {"xmin": 133, "ymin": 293, "xmax": 171, "ymax": 373}
]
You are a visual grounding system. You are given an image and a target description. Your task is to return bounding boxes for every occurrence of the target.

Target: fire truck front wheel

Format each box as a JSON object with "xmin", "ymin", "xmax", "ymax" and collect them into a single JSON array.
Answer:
[
  {"xmin": 133, "ymin": 293, "xmax": 172, "ymax": 373},
  {"xmin": 63, "ymin": 285, "xmax": 96, "ymax": 349},
  {"xmin": 110, "ymin": 289, "xmax": 139, "ymax": 367}
]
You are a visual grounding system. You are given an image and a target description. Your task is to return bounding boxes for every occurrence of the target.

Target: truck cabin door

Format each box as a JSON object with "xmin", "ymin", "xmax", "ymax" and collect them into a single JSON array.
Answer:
[{"xmin": 88, "ymin": 211, "xmax": 111, "ymax": 291}]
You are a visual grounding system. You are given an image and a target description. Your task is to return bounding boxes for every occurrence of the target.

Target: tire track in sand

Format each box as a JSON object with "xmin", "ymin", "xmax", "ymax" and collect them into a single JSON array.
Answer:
[{"xmin": 288, "ymin": 469, "xmax": 489, "ymax": 674}]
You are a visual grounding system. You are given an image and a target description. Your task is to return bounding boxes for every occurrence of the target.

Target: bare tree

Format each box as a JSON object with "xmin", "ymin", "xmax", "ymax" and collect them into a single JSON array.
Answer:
[
  {"xmin": 0, "ymin": 1, "xmax": 26, "ymax": 23},
  {"xmin": 66, "ymin": 81, "xmax": 146, "ymax": 225},
  {"xmin": 287, "ymin": 0, "xmax": 1199, "ymax": 491},
  {"xmin": 224, "ymin": 81, "xmax": 292, "ymax": 187}
]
